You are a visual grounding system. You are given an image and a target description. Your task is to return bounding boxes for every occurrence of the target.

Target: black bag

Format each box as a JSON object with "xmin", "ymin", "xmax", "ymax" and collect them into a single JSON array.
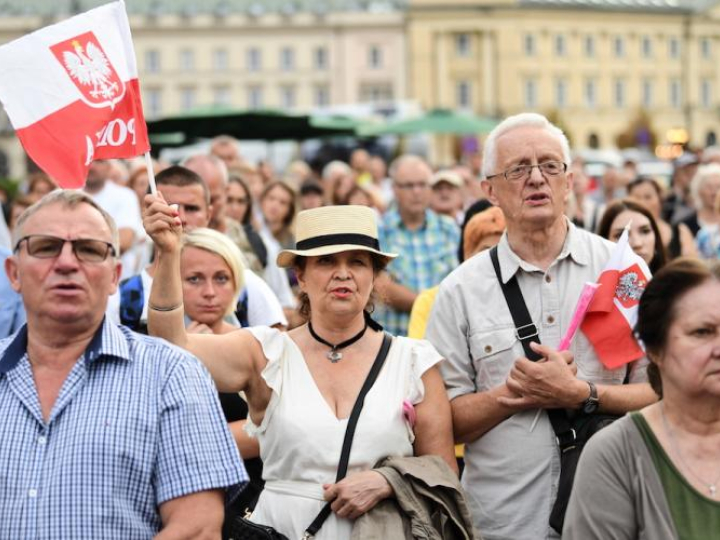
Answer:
[
  {"xmin": 225, "ymin": 514, "xmax": 289, "ymax": 540},
  {"xmin": 548, "ymin": 413, "xmax": 619, "ymax": 532},
  {"xmin": 490, "ymin": 247, "xmax": 621, "ymax": 534},
  {"xmin": 223, "ymin": 333, "xmax": 393, "ymax": 540}
]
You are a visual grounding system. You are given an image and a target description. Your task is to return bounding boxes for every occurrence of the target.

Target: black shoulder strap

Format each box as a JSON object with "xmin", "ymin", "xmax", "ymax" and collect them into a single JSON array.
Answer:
[
  {"xmin": 303, "ymin": 332, "xmax": 393, "ymax": 538},
  {"xmin": 489, "ymin": 246, "xmax": 542, "ymax": 361},
  {"xmin": 489, "ymin": 247, "xmax": 576, "ymax": 448}
]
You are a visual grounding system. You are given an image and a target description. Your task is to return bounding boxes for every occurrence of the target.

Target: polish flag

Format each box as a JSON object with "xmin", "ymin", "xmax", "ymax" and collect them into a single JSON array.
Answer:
[
  {"xmin": 0, "ymin": 1, "xmax": 149, "ymax": 188},
  {"xmin": 580, "ymin": 226, "xmax": 651, "ymax": 369}
]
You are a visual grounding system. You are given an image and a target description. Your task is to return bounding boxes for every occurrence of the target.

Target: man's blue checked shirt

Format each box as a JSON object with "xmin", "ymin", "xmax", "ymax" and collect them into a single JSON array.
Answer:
[{"xmin": 0, "ymin": 319, "xmax": 247, "ymax": 539}]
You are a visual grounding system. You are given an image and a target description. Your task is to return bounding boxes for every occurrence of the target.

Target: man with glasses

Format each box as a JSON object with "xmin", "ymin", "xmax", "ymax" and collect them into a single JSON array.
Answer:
[
  {"xmin": 0, "ymin": 190, "xmax": 246, "ymax": 539},
  {"xmin": 375, "ymin": 154, "xmax": 459, "ymax": 337},
  {"xmin": 426, "ymin": 113, "xmax": 654, "ymax": 539}
]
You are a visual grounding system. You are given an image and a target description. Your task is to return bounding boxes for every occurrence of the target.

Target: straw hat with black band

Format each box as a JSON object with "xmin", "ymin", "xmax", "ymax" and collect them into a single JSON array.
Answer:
[{"xmin": 277, "ymin": 205, "xmax": 397, "ymax": 268}]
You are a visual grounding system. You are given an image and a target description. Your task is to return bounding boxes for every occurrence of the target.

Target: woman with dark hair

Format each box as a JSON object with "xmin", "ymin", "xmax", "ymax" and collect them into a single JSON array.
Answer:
[
  {"xmin": 597, "ymin": 198, "xmax": 667, "ymax": 274},
  {"xmin": 564, "ymin": 258, "xmax": 720, "ymax": 539},
  {"xmin": 227, "ymin": 174, "xmax": 267, "ymax": 268},
  {"xmin": 627, "ymin": 176, "xmax": 696, "ymax": 259},
  {"xmin": 143, "ymin": 203, "xmax": 459, "ymax": 539}
]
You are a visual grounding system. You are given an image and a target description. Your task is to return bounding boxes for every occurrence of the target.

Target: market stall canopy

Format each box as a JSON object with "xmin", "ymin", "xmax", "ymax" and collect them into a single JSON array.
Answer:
[
  {"xmin": 146, "ymin": 106, "xmax": 357, "ymax": 142},
  {"xmin": 358, "ymin": 108, "xmax": 498, "ymax": 137}
]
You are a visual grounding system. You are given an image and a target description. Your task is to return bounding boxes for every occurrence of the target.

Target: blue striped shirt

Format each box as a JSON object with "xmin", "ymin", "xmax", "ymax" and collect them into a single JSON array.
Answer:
[
  {"xmin": 376, "ymin": 208, "xmax": 460, "ymax": 336},
  {"xmin": 0, "ymin": 319, "xmax": 247, "ymax": 540}
]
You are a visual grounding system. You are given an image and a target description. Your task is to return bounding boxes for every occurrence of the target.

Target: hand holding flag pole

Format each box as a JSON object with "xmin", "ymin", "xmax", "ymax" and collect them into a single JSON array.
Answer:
[{"xmin": 528, "ymin": 281, "xmax": 601, "ymax": 432}]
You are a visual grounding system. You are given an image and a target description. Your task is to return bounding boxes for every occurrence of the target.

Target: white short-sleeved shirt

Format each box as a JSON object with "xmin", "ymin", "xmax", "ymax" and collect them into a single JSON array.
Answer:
[{"xmin": 426, "ymin": 221, "xmax": 648, "ymax": 540}]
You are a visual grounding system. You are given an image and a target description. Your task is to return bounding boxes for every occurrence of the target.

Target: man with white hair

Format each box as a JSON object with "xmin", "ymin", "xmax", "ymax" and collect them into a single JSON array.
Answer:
[{"xmin": 426, "ymin": 113, "xmax": 655, "ymax": 539}]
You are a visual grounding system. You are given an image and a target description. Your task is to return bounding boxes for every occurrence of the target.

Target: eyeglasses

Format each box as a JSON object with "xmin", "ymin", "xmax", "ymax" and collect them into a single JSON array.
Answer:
[
  {"xmin": 395, "ymin": 181, "xmax": 430, "ymax": 191},
  {"xmin": 14, "ymin": 235, "xmax": 116, "ymax": 263},
  {"xmin": 486, "ymin": 161, "xmax": 567, "ymax": 182}
]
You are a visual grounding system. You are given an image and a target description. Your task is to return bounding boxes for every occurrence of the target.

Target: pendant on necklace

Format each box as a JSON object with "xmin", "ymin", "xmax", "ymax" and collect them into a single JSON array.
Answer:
[
  {"xmin": 711, "ymin": 485, "xmax": 717, "ymax": 497},
  {"xmin": 327, "ymin": 350, "xmax": 342, "ymax": 363}
]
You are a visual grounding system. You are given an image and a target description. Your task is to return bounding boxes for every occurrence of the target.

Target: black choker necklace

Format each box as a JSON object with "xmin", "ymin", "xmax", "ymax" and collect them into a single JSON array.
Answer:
[{"xmin": 308, "ymin": 319, "xmax": 368, "ymax": 363}]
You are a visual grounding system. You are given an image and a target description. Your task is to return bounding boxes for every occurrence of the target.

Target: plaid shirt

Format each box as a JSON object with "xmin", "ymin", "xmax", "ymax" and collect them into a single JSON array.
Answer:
[
  {"xmin": 377, "ymin": 208, "xmax": 459, "ymax": 336},
  {"xmin": 0, "ymin": 319, "xmax": 247, "ymax": 540}
]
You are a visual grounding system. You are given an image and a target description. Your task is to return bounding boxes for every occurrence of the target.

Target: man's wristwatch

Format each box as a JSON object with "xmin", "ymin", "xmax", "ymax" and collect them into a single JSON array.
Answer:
[{"xmin": 581, "ymin": 381, "xmax": 599, "ymax": 414}]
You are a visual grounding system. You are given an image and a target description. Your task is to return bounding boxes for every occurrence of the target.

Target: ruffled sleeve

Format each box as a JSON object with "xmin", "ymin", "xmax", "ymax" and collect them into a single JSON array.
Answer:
[
  {"xmin": 404, "ymin": 337, "xmax": 443, "ymax": 405},
  {"xmin": 243, "ymin": 326, "xmax": 288, "ymax": 437}
]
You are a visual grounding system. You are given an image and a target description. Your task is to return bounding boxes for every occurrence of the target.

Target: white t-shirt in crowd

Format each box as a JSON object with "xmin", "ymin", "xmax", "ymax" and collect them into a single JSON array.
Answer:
[{"xmin": 87, "ymin": 180, "xmax": 143, "ymax": 279}]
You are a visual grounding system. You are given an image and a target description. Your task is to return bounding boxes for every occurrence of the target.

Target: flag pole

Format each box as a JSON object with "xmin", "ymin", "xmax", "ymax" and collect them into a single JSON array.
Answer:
[{"xmin": 144, "ymin": 151, "xmax": 157, "ymax": 195}]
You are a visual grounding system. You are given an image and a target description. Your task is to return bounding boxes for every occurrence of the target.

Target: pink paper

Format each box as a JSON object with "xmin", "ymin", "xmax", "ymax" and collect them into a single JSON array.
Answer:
[
  {"xmin": 558, "ymin": 282, "xmax": 600, "ymax": 351},
  {"xmin": 402, "ymin": 399, "xmax": 417, "ymax": 429}
]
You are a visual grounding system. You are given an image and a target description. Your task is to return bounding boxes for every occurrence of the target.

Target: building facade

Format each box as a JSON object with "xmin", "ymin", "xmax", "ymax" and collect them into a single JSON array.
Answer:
[
  {"xmin": 407, "ymin": 0, "xmax": 720, "ymax": 151},
  {"xmin": 1, "ymin": 0, "xmax": 720, "ymax": 180}
]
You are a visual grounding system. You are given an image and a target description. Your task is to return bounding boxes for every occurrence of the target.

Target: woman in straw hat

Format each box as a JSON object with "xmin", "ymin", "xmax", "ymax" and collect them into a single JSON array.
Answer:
[{"xmin": 142, "ymin": 198, "xmax": 456, "ymax": 539}]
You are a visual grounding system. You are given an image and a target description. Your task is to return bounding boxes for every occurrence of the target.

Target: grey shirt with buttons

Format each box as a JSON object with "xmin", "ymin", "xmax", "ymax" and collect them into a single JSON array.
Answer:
[{"xmin": 426, "ymin": 220, "xmax": 648, "ymax": 540}]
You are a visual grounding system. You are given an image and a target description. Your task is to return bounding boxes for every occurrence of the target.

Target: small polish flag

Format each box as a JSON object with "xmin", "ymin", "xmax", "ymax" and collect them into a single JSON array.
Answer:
[
  {"xmin": 580, "ymin": 225, "xmax": 651, "ymax": 369},
  {"xmin": 0, "ymin": 1, "xmax": 149, "ymax": 188}
]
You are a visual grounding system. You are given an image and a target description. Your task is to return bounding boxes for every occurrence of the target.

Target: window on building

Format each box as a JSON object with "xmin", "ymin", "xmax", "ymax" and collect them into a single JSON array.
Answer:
[
  {"xmin": 641, "ymin": 36, "xmax": 653, "ymax": 59},
  {"xmin": 524, "ymin": 34, "xmax": 536, "ymax": 57},
  {"xmin": 179, "ymin": 49, "xmax": 194, "ymax": 72},
  {"xmin": 213, "ymin": 49, "xmax": 228, "ymax": 71},
  {"xmin": 701, "ymin": 37, "xmax": 712, "ymax": 59},
  {"xmin": 314, "ymin": 46, "xmax": 328, "ymax": 70},
  {"xmin": 614, "ymin": 78, "xmax": 626, "ymax": 108},
  {"xmin": 555, "ymin": 34, "xmax": 566, "ymax": 57},
  {"xmin": 642, "ymin": 78, "xmax": 653, "ymax": 108},
  {"xmin": 701, "ymin": 78, "xmax": 712, "ymax": 108},
  {"xmin": 314, "ymin": 85, "xmax": 330, "ymax": 107},
  {"xmin": 280, "ymin": 85, "xmax": 296, "ymax": 109},
  {"xmin": 368, "ymin": 45, "xmax": 383, "ymax": 69},
  {"xmin": 668, "ymin": 37, "xmax": 680, "ymax": 60},
  {"xmin": 669, "ymin": 78, "xmax": 682, "ymax": 109},
  {"xmin": 247, "ymin": 48, "xmax": 262, "ymax": 72},
  {"xmin": 180, "ymin": 87, "xmax": 196, "ymax": 111},
  {"xmin": 145, "ymin": 88, "xmax": 162, "ymax": 118},
  {"xmin": 359, "ymin": 83, "xmax": 393, "ymax": 103},
  {"xmin": 247, "ymin": 86, "xmax": 263, "ymax": 109},
  {"xmin": 456, "ymin": 33, "xmax": 471, "ymax": 57},
  {"xmin": 457, "ymin": 80, "xmax": 472, "ymax": 109},
  {"xmin": 613, "ymin": 36, "xmax": 625, "ymax": 58},
  {"xmin": 584, "ymin": 78, "xmax": 597, "ymax": 108},
  {"xmin": 555, "ymin": 78, "xmax": 567, "ymax": 109},
  {"xmin": 213, "ymin": 86, "xmax": 231, "ymax": 107},
  {"xmin": 280, "ymin": 47, "xmax": 295, "ymax": 71},
  {"xmin": 145, "ymin": 49, "xmax": 161, "ymax": 74},
  {"xmin": 524, "ymin": 78, "xmax": 537, "ymax": 109},
  {"xmin": 584, "ymin": 35, "xmax": 595, "ymax": 58}
]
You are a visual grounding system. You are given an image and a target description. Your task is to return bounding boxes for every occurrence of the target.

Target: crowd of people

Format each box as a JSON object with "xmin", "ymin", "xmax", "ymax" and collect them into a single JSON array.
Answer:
[{"xmin": 0, "ymin": 112, "xmax": 719, "ymax": 539}]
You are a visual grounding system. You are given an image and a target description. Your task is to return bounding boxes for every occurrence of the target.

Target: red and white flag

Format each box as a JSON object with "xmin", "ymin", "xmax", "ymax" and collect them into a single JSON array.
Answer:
[
  {"xmin": 580, "ymin": 226, "xmax": 651, "ymax": 369},
  {"xmin": 0, "ymin": 1, "xmax": 149, "ymax": 188}
]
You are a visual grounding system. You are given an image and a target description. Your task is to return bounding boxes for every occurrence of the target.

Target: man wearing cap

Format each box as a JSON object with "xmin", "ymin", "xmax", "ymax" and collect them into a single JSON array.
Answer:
[
  {"xmin": 430, "ymin": 169, "xmax": 465, "ymax": 225},
  {"xmin": 374, "ymin": 155, "xmax": 460, "ymax": 337},
  {"xmin": 663, "ymin": 152, "xmax": 699, "ymax": 225},
  {"xmin": 426, "ymin": 113, "xmax": 654, "ymax": 540}
]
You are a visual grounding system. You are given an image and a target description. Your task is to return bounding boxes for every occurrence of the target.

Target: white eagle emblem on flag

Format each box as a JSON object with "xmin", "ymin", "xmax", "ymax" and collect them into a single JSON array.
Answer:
[{"xmin": 51, "ymin": 31, "xmax": 125, "ymax": 109}]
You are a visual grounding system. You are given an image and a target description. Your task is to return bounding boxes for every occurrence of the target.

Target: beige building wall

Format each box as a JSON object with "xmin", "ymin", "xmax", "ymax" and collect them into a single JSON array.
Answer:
[{"xmin": 408, "ymin": 0, "xmax": 720, "ymax": 152}]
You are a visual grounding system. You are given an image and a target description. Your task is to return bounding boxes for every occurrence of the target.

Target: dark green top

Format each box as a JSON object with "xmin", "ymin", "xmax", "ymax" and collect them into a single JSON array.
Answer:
[{"xmin": 632, "ymin": 412, "xmax": 720, "ymax": 540}]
